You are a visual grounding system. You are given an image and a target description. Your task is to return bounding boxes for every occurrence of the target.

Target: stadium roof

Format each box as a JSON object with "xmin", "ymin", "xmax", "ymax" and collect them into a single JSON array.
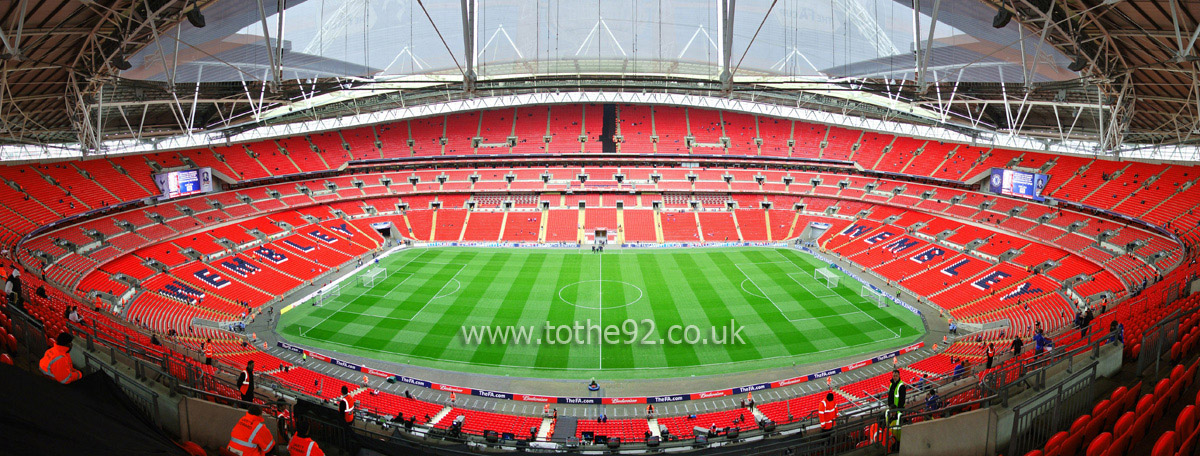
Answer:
[{"xmin": 1, "ymin": 0, "xmax": 1199, "ymax": 161}]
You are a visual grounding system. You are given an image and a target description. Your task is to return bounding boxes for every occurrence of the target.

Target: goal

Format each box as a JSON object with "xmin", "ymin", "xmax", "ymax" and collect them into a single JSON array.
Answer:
[
  {"xmin": 814, "ymin": 268, "xmax": 840, "ymax": 288},
  {"xmin": 861, "ymin": 284, "xmax": 887, "ymax": 308},
  {"xmin": 312, "ymin": 283, "xmax": 341, "ymax": 306},
  {"xmin": 360, "ymin": 267, "xmax": 388, "ymax": 287}
]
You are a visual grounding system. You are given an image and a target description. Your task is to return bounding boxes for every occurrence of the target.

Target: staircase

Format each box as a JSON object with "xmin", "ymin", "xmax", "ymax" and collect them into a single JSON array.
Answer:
[
  {"xmin": 538, "ymin": 208, "xmax": 549, "ymax": 243},
  {"xmin": 497, "ymin": 212, "xmax": 509, "ymax": 242},
  {"xmin": 731, "ymin": 210, "xmax": 745, "ymax": 242},
  {"xmin": 653, "ymin": 210, "xmax": 665, "ymax": 243},
  {"xmin": 616, "ymin": 208, "xmax": 626, "ymax": 243}
]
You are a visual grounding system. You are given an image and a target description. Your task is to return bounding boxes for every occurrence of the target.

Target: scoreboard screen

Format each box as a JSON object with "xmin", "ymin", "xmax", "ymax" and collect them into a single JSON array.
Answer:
[
  {"xmin": 988, "ymin": 168, "xmax": 1050, "ymax": 202},
  {"xmin": 153, "ymin": 168, "xmax": 213, "ymax": 199}
]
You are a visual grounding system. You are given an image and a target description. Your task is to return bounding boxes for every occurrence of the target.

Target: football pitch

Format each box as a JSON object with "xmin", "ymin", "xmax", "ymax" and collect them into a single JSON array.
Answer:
[{"xmin": 277, "ymin": 247, "xmax": 925, "ymax": 379}]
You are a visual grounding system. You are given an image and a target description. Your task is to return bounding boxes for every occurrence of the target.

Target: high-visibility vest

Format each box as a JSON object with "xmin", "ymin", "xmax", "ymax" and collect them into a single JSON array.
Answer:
[
  {"xmin": 987, "ymin": 347, "xmax": 995, "ymax": 357},
  {"xmin": 868, "ymin": 422, "xmax": 883, "ymax": 444},
  {"xmin": 227, "ymin": 413, "xmax": 275, "ymax": 456},
  {"xmin": 39, "ymin": 344, "xmax": 82, "ymax": 384},
  {"xmin": 287, "ymin": 435, "xmax": 324, "ymax": 456},
  {"xmin": 340, "ymin": 397, "xmax": 355, "ymax": 423},
  {"xmin": 888, "ymin": 381, "xmax": 905, "ymax": 408},
  {"xmin": 818, "ymin": 400, "xmax": 836, "ymax": 430},
  {"xmin": 204, "ymin": 344, "xmax": 214, "ymax": 359},
  {"xmin": 239, "ymin": 370, "xmax": 251, "ymax": 395}
]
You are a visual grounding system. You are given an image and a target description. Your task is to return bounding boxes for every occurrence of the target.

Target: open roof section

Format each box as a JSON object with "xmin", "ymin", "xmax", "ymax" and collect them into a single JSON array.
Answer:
[{"xmin": 2, "ymin": 0, "xmax": 1200, "ymax": 161}]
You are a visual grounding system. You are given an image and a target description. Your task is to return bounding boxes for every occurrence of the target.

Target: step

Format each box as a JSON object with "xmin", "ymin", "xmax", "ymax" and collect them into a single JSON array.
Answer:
[
  {"xmin": 750, "ymin": 407, "xmax": 768, "ymax": 423},
  {"xmin": 497, "ymin": 212, "xmax": 509, "ymax": 242},
  {"xmin": 428, "ymin": 405, "xmax": 455, "ymax": 427},
  {"xmin": 764, "ymin": 210, "xmax": 773, "ymax": 242},
  {"xmin": 731, "ymin": 210, "xmax": 745, "ymax": 242},
  {"xmin": 537, "ymin": 417, "xmax": 555, "ymax": 441},
  {"xmin": 653, "ymin": 210, "xmax": 664, "ymax": 243},
  {"xmin": 457, "ymin": 211, "xmax": 470, "ymax": 242},
  {"xmin": 428, "ymin": 210, "xmax": 440, "ymax": 242},
  {"xmin": 648, "ymin": 418, "xmax": 661, "ymax": 438}
]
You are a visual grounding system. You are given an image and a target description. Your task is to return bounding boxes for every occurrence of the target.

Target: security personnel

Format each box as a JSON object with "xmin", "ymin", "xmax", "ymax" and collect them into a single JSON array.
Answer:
[
  {"xmin": 287, "ymin": 420, "xmax": 324, "ymax": 456},
  {"xmin": 237, "ymin": 360, "xmax": 256, "ymax": 403},
  {"xmin": 986, "ymin": 343, "xmax": 996, "ymax": 369},
  {"xmin": 40, "ymin": 332, "xmax": 83, "ymax": 384},
  {"xmin": 227, "ymin": 404, "xmax": 275, "ymax": 456},
  {"xmin": 886, "ymin": 370, "xmax": 907, "ymax": 409},
  {"xmin": 818, "ymin": 392, "xmax": 837, "ymax": 433},
  {"xmin": 338, "ymin": 385, "xmax": 355, "ymax": 424},
  {"xmin": 203, "ymin": 338, "xmax": 214, "ymax": 366}
]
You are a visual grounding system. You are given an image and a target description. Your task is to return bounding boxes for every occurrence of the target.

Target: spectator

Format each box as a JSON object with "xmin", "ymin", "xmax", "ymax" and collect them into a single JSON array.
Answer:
[{"xmin": 925, "ymin": 389, "xmax": 941, "ymax": 413}]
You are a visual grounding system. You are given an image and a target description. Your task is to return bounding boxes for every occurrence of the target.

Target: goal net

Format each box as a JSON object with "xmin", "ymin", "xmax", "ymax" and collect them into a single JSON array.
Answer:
[
  {"xmin": 312, "ymin": 284, "xmax": 341, "ymax": 307},
  {"xmin": 814, "ymin": 268, "xmax": 840, "ymax": 288},
  {"xmin": 861, "ymin": 284, "xmax": 887, "ymax": 308},
  {"xmin": 360, "ymin": 267, "xmax": 387, "ymax": 287}
]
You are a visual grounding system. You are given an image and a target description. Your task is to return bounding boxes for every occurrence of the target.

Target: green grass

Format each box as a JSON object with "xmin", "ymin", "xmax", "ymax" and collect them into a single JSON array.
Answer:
[{"xmin": 277, "ymin": 247, "xmax": 924, "ymax": 379}]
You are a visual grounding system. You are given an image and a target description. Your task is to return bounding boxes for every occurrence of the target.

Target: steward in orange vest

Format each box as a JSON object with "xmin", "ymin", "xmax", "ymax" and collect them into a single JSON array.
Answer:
[
  {"xmin": 237, "ymin": 360, "xmax": 255, "ymax": 403},
  {"xmin": 204, "ymin": 339, "xmax": 214, "ymax": 365},
  {"xmin": 818, "ymin": 392, "xmax": 837, "ymax": 431},
  {"xmin": 226, "ymin": 404, "xmax": 275, "ymax": 456},
  {"xmin": 287, "ymin": 420, "xmax": 325, "ymax": 456},
  {"xmin": 338, "ymin": 385, "xmax": 355, "ymax": 424},
  {"xmin": 40, "ymin": 332, "xmax": 83, "ymax": 384}
]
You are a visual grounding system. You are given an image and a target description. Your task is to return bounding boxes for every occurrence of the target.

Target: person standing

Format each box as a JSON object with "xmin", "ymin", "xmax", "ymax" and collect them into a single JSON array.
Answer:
[
  {"xmin": 986, "ymin": 343, "xmax": 995, "ymax": 369},
  {"xmin": 886, "ymin": 370, "xmax": 907, "ymax": 409},
  {"xmin": 818, "ymin": 392, "xmax": 837, "ymax": 434},
  {"xmin": 203, "ymin": 339, "xmax": 214, "ymax": 366},
  {"xmin": 226, "ymin": 404, "xmax": 275, "ymax": 456},
  {"xmin": 1011, "ymin": 336, "xmax": 1023, "ymax": 357},
  {"xmin": 338, "ymin": 385, "xmax": 356, "ymax": 425},
  {"xmin": 237, "ymin": 360, "xmax": 256, "ymax": 403},
  {"xmin": 40, "ymin": 332, "xmax": 83, "ymax": 384}
]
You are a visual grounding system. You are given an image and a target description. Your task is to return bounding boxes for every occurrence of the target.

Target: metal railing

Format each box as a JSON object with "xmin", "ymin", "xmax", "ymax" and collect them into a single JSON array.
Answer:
[
  {"xmin": 1007, "ymin": 362, "xmax": 1099, "ymax": 456},
  {"xmin": 80, "ymin": 350, "xmax": 163, "ymax": 426}
]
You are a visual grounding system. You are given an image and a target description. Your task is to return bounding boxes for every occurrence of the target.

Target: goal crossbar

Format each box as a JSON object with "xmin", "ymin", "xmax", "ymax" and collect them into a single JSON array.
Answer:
[
  {"xmin": 360, "ymin": 267, "xmax": 387, "ymax": 287},
  {"xmin": 814, "ymin": 268, "xmax": 840, "ymax": 288}
]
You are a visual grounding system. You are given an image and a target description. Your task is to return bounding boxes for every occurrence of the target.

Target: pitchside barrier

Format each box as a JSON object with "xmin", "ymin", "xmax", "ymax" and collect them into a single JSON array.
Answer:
[{"xmin": 277, "ymin": 339, "xmax": 924, "ymax": 406}]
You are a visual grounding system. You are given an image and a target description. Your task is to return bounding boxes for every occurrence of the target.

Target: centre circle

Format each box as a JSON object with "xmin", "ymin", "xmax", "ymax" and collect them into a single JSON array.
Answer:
[{"xmin": 557, "ymin": 280, "xmax": 644, "ymax": 309}]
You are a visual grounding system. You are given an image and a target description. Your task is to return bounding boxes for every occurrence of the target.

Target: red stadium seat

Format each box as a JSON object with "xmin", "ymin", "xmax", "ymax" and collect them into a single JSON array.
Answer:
[
  {"xmin": 1086, "ymin": 432, "xmax": 1112, "ymax": 456},
  {"xmin": 1114, "ymin": 411, "xmax": 1135, "ymax": 438},
  {"xmin": 1044, "ymin": 431, "xmax": 1068, "ymax": 456},
  {"xmin": 1178, "ymin": 405, "xmax": 1197, "ymax": 438},
  {"xmin": 1151, "ymin": 431, "xmax": 1176, "ymax": 456}
]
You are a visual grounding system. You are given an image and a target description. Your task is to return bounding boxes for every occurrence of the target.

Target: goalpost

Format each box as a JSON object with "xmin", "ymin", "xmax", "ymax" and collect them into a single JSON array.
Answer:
[
  {"xmin": 360, "ymin": 267, "xmax": 388, "ymax": 287},
  {"xmin": 813, "ymin": 268, "xmax": 840, "ymax": 288},
  {"xmin": 861, "ymin": 284, "xmax": 887, "ymax": 308}
]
